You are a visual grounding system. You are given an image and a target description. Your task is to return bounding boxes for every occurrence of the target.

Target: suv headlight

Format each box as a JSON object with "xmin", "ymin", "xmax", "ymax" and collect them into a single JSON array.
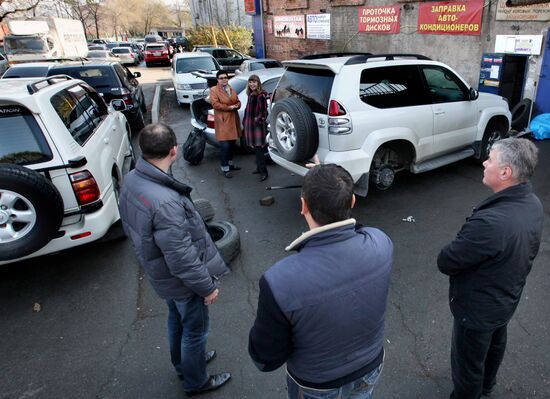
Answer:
[{"xmin": 177, "ymin": 84, "xmax": 192, "ymax": 90}]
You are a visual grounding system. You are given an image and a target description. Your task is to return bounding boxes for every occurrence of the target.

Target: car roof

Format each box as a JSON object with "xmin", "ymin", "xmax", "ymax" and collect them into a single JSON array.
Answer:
[
  {"xmin": 232, "ymin": 67, "xmax": 285, "ymax": 82},
  {"xmin": 283, "ymin": 56, "xmax": 444, "ymax": 74},
  {"xmin": 111, "ymin": 47, "xmax": 131, "ymax": 51},
  {"xmin": 248, "ymin": 58, "xmax": 280, "ymax": 63},
  {"xmin": 173, "ymin": 52, "xmax": 215, "ymax": 60}
]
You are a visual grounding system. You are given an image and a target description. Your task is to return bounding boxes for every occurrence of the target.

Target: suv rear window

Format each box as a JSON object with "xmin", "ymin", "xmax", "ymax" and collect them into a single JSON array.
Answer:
[
  {"xmin": 146, "ymin": 45, "xmax": 165, "ymax": 51},
  {"xmin": 0, "ymin": 105, "xmax": 53, "ymax": 165},
  {"xmin": 359, "ymin": 65, "xmax": 427, "ymax": 109},
  {"xmin": 273, "ymin": 67, "xmax": 335, "ymax": 114},
  {"xmin": 48, "ymin": 66, "xmax": 119, "ymax": 88},
  {"xmin": 112, "ymin": 48, "xmax": 130, "ymax": 54},
  {"xmin": 2, "ymin": 66, "xmax": 50, "ymax": 78}
]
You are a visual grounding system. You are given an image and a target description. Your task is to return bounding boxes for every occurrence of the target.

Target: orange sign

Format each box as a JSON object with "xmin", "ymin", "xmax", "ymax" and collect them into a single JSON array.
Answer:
[
  {"xmin": 418, "ymin": 0, "xmax": 484, "ymax": 35},
  {"xmin": 245, "ymin": 0, "xmax": 256, "ymax": 15}
]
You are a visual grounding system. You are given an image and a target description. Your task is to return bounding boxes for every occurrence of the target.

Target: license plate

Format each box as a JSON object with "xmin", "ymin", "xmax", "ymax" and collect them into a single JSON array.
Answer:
[
  {"xmin": 154, "ymin": 52, "xmax": 161, "ymax": 56},
  {"xmin": 193, "ymin": 94, "xmax": 204, "ymax": 99}
]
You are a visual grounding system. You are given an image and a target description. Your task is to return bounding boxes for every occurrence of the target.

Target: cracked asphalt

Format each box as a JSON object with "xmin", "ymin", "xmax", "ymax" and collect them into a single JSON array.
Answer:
[{"xmin": 1, "ymin": 76, "xmax": 549, "ymax": 399}]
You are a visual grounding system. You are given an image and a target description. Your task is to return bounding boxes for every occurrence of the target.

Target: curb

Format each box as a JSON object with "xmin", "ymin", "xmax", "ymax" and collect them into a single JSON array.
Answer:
[{"xmin": 152, "ymin": 84, "xmax": 161, "ymax": 124}]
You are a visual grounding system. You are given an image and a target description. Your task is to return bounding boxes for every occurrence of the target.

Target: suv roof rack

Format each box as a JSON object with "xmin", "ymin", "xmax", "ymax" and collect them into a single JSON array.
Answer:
[
  {"xmin": 345, "ymin": 54, "xmax": 431, "ymax": 65},
  {"xmin": 27, "ymin": 75, "xmax": 73, "ymax": 94},
  {"xmin": 300, "ymin": 52, "xmax": 373, "ymax": 60}
]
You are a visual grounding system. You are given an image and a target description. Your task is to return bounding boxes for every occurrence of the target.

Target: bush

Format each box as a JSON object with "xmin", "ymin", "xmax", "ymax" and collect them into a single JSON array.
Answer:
[{"xmin": 186, "ymin": 25, "xmax": 252, "ymax": 54}]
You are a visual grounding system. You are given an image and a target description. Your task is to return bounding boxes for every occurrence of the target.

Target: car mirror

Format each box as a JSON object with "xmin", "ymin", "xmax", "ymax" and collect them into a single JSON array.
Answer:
[
  {"xmin": 469, "ymin": 87, "xmax": 479, "ymax": 101},
  {"xmin": 134, "ymin": 71, "xmax": 141, "ymax": 78},
  {"xmin": 111, "ymin": 99, "xmax": 127, "ymax": 111}
]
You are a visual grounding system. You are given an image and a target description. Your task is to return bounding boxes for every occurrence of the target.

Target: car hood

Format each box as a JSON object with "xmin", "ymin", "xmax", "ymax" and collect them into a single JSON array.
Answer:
[{"xmin": 173, "ymin": 73, "xmax": 207, "ymax": 84}]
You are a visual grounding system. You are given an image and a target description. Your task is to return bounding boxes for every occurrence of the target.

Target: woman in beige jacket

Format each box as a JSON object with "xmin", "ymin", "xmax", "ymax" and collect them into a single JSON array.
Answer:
[{"xmin": 210, "ymin": 70, "xmax": 242, "ymax": 178}]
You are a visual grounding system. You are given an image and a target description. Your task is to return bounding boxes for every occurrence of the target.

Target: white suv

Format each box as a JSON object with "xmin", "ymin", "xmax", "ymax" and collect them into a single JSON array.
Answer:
[
  {"xmin": 268, "ymin": 54, "xmax": 511, "ymax": 196},
  {"xmin": 0, "ymin": 76, "xmax": 134, "ymax": 265}
]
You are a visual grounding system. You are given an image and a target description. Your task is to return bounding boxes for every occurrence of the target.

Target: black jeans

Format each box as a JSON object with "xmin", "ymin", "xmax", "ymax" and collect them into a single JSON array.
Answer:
[
  {"xmin": 219, "ymin": 140, "xmax": 235, "ymax": 172},
  {"xmin": 450, "ymin": 319, "xmax": 507, "ymax": 399},
  {"xmin": 254, "ymin": 147, "xmax": 267, "ymax": 174}
]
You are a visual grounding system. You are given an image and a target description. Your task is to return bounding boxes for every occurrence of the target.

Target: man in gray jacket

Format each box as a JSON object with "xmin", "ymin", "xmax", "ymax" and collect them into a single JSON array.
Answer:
[
  {"xmin": 119, "ymin": 123, "xmax": 231, "ymax": 396},
  {"xmin": 249, "ymin": 164, "xmax": 393, "ymax": 399}
]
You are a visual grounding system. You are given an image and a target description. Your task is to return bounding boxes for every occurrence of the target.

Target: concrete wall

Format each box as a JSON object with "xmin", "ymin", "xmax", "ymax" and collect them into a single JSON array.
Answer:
[{"xmin": 262, "ymin": 0, "xmax": 548, "ymax": 92}]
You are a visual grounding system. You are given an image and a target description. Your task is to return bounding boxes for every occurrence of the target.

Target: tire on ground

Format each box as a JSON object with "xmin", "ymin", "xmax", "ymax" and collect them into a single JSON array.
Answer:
[
  {"xmin": 193, "ymin": 198, "xmax": 215, "ymax": 222},
  {"xmin": 0, "ymin": 164, "xmax": 64, "ymax": 260},
  {"xmin": 270, "ymin": 98, "xmax": 318, "ymax": 162},
  {"xmin": 207, "ymin": 220, "xmax": 240, "ymax": 266},
  {"xmin": 510, "ymin": 99, "xmax": 532, "ymax": 131}
]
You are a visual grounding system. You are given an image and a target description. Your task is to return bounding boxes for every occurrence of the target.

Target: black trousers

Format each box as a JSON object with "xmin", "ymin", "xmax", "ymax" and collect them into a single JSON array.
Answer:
[
  {"xmin": 450, "ymin": 319, "xmax": 507, "ymax": 399},
  {"xmin": 254, "ymin": 147, "xmax": 267, "ymax": 174}
]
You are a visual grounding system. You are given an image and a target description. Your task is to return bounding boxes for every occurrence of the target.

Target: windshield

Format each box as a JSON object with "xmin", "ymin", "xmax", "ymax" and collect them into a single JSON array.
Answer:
[
  {"xmin": 112, "ymin": 48, "xmax": 130, "ymax": 54},
  {"xmin": 176, "ymin": 57, "xmax": 218, "ymax": 73},
  {"xmin": 5, "ymin": 37, "xmax": 47, "ymax": 54}
]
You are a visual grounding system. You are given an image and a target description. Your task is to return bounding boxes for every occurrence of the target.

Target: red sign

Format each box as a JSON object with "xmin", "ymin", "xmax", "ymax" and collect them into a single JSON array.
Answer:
[
  {"xmin": 245, "ymin": 0, "xmax": 256, "ymax": 15},
  {"xmin": 418, "ymin": 0, "xmax": 484, "ymax": 35},
  {"xmin": 358, "ymin": 6, "xmax": 400, "ymax": 34}
]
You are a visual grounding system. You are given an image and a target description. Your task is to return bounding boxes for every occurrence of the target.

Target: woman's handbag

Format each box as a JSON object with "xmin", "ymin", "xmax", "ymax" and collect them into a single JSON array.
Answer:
[{"xmin": 182, "ymin": 128, "xmax": 206, "ymax": 165}]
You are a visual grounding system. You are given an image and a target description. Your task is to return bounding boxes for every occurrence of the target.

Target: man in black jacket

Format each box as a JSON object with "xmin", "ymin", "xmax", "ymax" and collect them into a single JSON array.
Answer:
[
  {"xmin": 438, "ymin": 138, "xmax": 544, "ymax": 399},
  {"xmin": 248, "ymin": 164, "xmax": 393, "ymax": 399}
]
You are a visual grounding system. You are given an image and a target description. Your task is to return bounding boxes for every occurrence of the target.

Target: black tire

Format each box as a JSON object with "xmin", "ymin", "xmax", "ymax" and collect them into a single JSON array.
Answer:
[
  {"xmin": 140, "ymin": 95, "xmax": 147, "ymax": 114},
  {"xmin": 479, "ymin": 122, "xmax": 508, "ymax": 161},
  {"xmin": 130, "ymin": 110, "xmax": 145, "ymax": 134},
  {"xmin": 145, "ymin": 62, "xmax": 151, "ymax": 67},
  {"xmin": 510, "ymin": 99, "xmax": 532, "ymax": 131},
  {"xmin": 207, "ymin": 221, "xmax": 240, "ymax": 266},
  {"xmin": 0, "ymin": 164, "xmax": 64, "ymax": 260},
  {"xmin": 270, "ymin": 98, "xmax": 318, "ymax": 162},
  {"xmin": 193, "ymin": 198, "xmax": 215, "ymax": 222},
  {"xmin": 100, "ymin": 176, "xmax": 127, "ymax": 242}
]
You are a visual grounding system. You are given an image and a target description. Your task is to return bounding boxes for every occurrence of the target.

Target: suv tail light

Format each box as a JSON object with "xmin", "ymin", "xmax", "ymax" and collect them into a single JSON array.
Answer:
[
  {"xmin": 130, "ymin": 53, "xmax": 135, "ymax": 58},
  {"xmin": 69, "ymin": 170, "xmax": 101, "ymax": 206},
  {"xmin": 207, "ymin": 113, "xmax": 215, "ymax": 129},
  {"xmin": 329, "ymin": 100, "xmax": 347, "ymax": 116},
  {"xmin": 162, "ymin": 50, "xmax": 168, "ymax": 55},
  {"xmin": 121, "ymin": 88, "xmax": 134, "ymax": 107}
]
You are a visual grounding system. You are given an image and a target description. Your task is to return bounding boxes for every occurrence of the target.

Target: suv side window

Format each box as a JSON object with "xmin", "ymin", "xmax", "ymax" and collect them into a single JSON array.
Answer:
[
  {"xmin": 50, "ymin": 86, "xmax": 98, "ymax": 145},
  {"xmin": 359, "ymin": 65, "xmax": 427, "ymax": 109},
  {"xmin": 114, "ymin": 64, "xmax": 135, "ymax": 88},
  {"xmin": 273, "ymin": 67, "xmax": 335, "ymax": 114},
  {"xmin": 421, "ymin": 66, "xmax": 468, "ymax": 103}
]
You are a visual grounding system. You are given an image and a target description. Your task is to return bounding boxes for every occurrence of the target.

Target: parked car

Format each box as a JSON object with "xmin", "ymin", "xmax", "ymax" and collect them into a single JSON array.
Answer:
[
  {"xmin": 46, "ymin": 60, "xmax": 147, "ymax": 134},
  {"xmin": 197, "ymin": 47, "xmax": 250, "ymax": 72},
  {"xmin": 171, "ymin": 52, "xmax": 221, "ymax": 105},
  {"xmin": 117, "ymin": 41, "xmax": 143, "ymax": 62},
  {"xmin": 0, "ymin": 75, "xmax": 134, "ymax": 265},
  {"xmin": 174, "ymin": 36, "xmax": 190, "ymax": 51},
  {"xmin": 235, "ymin": 58, "xmax": 283, "ymax": 75},
  {"xmin": 111, "ymin": 47, "xmax": 138, "ymax": 66},
  {"xmin": 86, "ymin": 50, "xmax": 119, "ymax": 61},
  {"xmin": 191, "ymin": 68, "xmax": 284, "ymax": 148},
  {"xmin": 92, "ymin": 39, "xmax": 109, "ymax": 45},
  {"xmin": 144, "ymin": 43, "xmax": 170, "ymax": 66},
  {"xmin": 0, "ymin": 53, "xmax": 8, "ymax": 76},
  {"xmin": 267, "ymin": 54, "xmax": 511, "ymax": 197},
  {"xmin": 2, "ymin": 61, "xmax": 67, "ymax": 78},
  {"xmin": 88, "ymin": 44, "xmax": 107, "ymax": 51},
  {"xmin": 144, "ymin": 34, "xmax": 163, "ymax": 43},
  {"xmin": 192, "ymin": 45, "xmax": 217, "ymax": 52}
]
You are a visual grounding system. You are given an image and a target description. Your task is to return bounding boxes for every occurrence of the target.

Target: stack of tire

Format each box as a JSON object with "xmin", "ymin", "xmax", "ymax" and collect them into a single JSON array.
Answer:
[{"xmin": 193, "ymin": 198, "xmax": 240, "ymax": 267}]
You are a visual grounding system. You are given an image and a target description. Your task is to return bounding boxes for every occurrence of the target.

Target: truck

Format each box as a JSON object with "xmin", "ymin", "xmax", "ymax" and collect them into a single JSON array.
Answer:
[{"xmin": 3, "ymin": 18, "xmax": 87, "ymax": 64}]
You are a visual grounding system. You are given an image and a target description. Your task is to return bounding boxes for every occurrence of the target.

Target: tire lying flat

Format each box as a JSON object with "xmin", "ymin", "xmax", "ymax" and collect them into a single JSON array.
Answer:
[
  {"xmin": 207, "ymin": 220, "xmax": 240, "ymax": 266},
  {"xmin": 193, "ymin": 198, "xmax": 215, "ymax": 222}
]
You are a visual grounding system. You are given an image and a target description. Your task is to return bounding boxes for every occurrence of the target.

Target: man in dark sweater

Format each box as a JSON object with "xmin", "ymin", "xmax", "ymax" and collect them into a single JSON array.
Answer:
[
  {"xmin": 438, "ymin": 138, "xmax": 544, "ymax": 399},
  {"xmin": 248, "ymin": 164, "xmax": 393, "ymax": 399}
]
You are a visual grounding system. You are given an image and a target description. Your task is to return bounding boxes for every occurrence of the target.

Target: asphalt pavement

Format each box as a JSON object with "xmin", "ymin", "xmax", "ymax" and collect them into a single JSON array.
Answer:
[{"xmin": 0, "ymin": 77, "xmax": 548, "ymax": 399}]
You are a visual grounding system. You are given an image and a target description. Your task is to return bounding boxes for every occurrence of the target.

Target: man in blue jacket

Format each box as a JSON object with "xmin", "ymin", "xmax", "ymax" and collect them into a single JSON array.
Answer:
[
  {"xmin": 118, "ymin": 123, "xmax": 231, "ymax": 396},
  {"xmin": 249, "ymin": 164, "xmax": 393, "ymax": 399},
  {"xmin": 438, "ymin": 138, "xmax": 544, "ymax": 399}
]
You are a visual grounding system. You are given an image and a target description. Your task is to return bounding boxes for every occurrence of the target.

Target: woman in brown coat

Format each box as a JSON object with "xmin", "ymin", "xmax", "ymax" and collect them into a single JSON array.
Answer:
[{"xmin": 210, "ymin": 70, "xmax": 242, "ymax": 178}]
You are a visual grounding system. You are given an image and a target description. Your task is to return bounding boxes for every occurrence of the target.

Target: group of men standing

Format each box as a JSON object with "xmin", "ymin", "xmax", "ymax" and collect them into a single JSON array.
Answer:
[{"xmin": 118, "ymin": 123, "xmax": 543, "ymax": 398}]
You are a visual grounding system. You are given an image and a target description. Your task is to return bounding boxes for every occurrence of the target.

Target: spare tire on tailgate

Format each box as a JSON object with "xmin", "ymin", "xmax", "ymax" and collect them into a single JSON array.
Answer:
[
  {"xmin": 0, "ymin": 163, "xmax": 64, "ymax": 261},
  {"xmin": 270, "ymin": 97, "xmax": 318, "ymax": 162}
]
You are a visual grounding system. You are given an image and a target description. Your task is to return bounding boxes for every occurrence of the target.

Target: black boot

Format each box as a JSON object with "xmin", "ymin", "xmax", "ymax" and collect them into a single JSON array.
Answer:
[{"xmin": 185, "ymin": 373, "xmax": 231, "ymax": 396}]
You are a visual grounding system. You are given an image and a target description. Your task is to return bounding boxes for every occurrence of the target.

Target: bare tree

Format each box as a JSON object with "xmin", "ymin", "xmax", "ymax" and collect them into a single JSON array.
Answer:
[
  {"xmin": 55, "ymin": 0, "xmax": 91, "ymax": 39},
  {"xmin": 85, "ymin": 0, "xmax": 101, "ymax": 38},
  {"xmin": 0, "ymin": 0, "xmax": 41, "ymax": 22},
  {"xmin": 172, "ymin": 0, "xmax": 191, "ymax": 29}
]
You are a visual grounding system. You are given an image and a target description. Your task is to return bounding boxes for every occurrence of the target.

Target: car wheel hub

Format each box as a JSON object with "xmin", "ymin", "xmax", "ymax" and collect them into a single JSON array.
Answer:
[
  {"xmin": 374, "ymin": 165, "xmax": 395, "ymax": 190},
  {"xmin": 0, "ymin": 189, "xmax": 37, "ymax": 243},
  {"xmin": 275, "ymin": 111, "xmax": 296, "ymax": 152}
]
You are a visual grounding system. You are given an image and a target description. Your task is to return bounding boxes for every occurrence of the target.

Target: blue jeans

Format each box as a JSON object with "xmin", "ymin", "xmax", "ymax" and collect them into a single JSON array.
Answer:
[
  {"xmin": 219, "ymin": 140, "xmax": 235, "ymax": 172},
  {"xmin": 287, "ymin": 362, "xmax": 384, "ymax": 399},
  {"xmin": 166, "ymin": 295, "xmax": 210, "ymax": 390}
]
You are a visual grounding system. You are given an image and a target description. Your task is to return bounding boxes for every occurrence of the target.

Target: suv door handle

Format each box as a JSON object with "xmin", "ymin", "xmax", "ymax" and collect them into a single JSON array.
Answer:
[
  {"xmin": 104, "ymin": 137, "xmax": 110, "ymax": 144},
  {"xmin": 434, "ymin": 109, "xmax": 445, "ymax": 115}
]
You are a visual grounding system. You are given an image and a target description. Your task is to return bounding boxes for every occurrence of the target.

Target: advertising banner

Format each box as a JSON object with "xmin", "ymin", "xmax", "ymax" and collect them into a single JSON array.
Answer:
[
  {"xmin": 245, "ymin": 0, "xmax": 256, "ymax": 15},
  {"xmin": 358, "ymin": 6, "xmax": 400, "ymax": 34},
  {"xmin": 496, "ymin": 0, "xmax": 550, "ymax": 21},
  {"xmin": 273, "ymin": 15, "xmax": 306, "ymax": 39},
  {"xmin": 306, "ymin": 14, "xmax": 331, "ymax": 40},
  {"xmin": 418, "ymin": 0, "xmax": 484, "ymax": 36}
]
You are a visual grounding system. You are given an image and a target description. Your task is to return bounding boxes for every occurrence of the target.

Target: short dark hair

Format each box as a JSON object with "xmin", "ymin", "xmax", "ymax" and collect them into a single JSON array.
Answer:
[
  {"xmin": 138, "ymin": 123, "xmax": 177, "ymax": 160},
  {"xmin": 216, "ymin": 70, "xmax": 229, "ymax": 79},
  {"xmin": 301, "ymin": 164, "xmax": 354, "ymax": 225}
]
